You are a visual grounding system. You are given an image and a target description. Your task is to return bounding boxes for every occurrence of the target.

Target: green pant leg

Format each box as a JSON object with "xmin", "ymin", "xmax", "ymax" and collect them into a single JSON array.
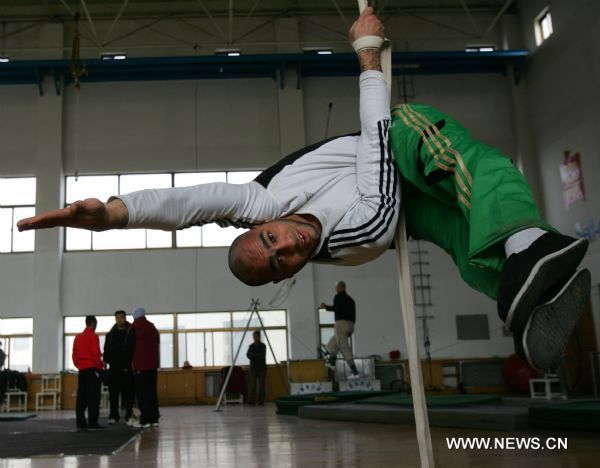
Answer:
[
  {"xmin": 391, "ymin": 103, "xmax": 554, "ymax": 274},
  {"xmin": 402, "ymin": 181, "xmax": 501, "ymax": 299}
]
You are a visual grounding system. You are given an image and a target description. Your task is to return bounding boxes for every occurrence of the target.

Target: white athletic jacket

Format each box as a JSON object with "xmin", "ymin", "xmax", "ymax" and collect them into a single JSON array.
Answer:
[{"xmin": 118, "ymin": 70, "xmax": 400, "ymax": 266}]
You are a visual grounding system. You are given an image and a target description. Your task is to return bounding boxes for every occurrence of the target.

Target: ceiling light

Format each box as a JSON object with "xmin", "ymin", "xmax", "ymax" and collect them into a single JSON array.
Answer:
[
  {"xmin": 215, "ymin": 48, "xmax": 241, "ymax": 57},
  {"xmin": 100, "ymin": 52, "xmax": 127, "ymax": 60}
]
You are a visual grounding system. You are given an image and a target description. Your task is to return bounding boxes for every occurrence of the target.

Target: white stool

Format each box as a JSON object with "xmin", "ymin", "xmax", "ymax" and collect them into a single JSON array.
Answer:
[
  {"xmin": 529, "ymin": 374, "xmax": 566, "ymax": 400},
  {"xmin": 3, "ymin": 390, "xmax": 28, "ymax": 412},
  {"xmin": 35, "ymin": 374, "xmax": 61, "ymax": 411}
]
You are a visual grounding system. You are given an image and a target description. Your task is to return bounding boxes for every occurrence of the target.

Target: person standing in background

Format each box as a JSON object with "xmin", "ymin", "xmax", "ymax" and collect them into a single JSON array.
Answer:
[
  {"xmin": 246, "ymin": 330, "xmax": 267, "ymax": 405},
  {"xmin": 0, "ymin": 341, "xmax": 6, "ymax": 370},
  {"xmin": 320, "ymin": 281, "xmax": 360, "ymax": 379},
  {"xmin": 72, "ymin": 315, "xmax": 104, "ymax": 429},
  {"xmin": 126, "ymin": 307, "xmax": 160, "ymax": 428},
  {"xmin": 104, "ymin": 310, "xmax": 134, "ymax": 425}
]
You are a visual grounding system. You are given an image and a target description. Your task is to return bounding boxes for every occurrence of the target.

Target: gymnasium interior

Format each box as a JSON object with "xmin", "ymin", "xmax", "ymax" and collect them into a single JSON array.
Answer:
[{"xmin": 0, "ymin": 1, "xmax": 599, "ymax": 466}]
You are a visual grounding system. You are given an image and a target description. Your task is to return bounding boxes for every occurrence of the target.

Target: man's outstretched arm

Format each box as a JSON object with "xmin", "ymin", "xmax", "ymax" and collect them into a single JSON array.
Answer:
[
  {"xmin": 17, "ymin": 198, "xmax": 128, "ymax": 232},
  {"xmin": 18, "ymin": 181, "xmax": 282, "ymax": 233}
]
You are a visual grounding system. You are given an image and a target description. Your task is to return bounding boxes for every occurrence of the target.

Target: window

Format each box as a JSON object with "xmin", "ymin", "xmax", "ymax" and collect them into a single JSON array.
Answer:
[
  {"xmin": 0, "ymin": 318, "xmax": 33, "ymax": 372},
  {"xmin": 0, "ymin": 177, "xmax": 36, "ymax": 253},
  {"xmin": 64, "ymin": 315, "xmax": 114, "ymax": 371},
  {"xmin": 318, "ymin": 306, "xmax": 336, "ymax": 349},
  {"xmin": 65, "ymin": 171, "xmax": 260, "ymax": 251},
  {"xmin": 63, "ymin": 310, "xmax": 287, "ymax": 370},
  {"xmin": 177, "ymin": 310, "xmax": 288, "ymax": 368},
  {"xmin": 535, "ymin": 8, "xmax": 553, "ymax": 45}
]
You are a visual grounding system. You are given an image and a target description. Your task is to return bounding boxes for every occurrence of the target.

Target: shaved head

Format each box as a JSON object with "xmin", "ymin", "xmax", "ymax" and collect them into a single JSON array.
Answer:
[
  {"xmin": 228, "ymin": 234, "xmax": 269, "ymax": 286},
  {"xmin": 228, "ymin": 215, "xmax": 322, "ymax": 286}
]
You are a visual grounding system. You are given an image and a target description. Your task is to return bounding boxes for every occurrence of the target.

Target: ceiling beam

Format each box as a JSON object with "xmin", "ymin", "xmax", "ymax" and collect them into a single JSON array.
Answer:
[
  {"xmin": 230, "ymin": 0, "xmax": 262, "ymax": 44},
  {"xmin": 79, "ymin": 0, "xmax": 103, "ymax": 47},
  {"xmin": 330, "ymin": 0, "xmax": 350, "ymax": 29},
  {"xmin": 481, "ymin": 0, "xmax": 515, "ymax": 38},
  {"xmin": 104, "ymin": 0, "xmax": 131, "ymax": 44},
  {"xmin": 195, "ymin": 0, "xmax": 227, "ymax": 42},
  {"xmin": 458, "ymin": 0, "xmax": 481, "ymax": 36}
]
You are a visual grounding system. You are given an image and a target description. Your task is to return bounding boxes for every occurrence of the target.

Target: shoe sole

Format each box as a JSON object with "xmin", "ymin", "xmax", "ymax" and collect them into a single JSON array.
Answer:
[
  {"xmin": 519, "ymin": 269, "xmax": 591, "ymax": 371},
  {"xmin": 505, "ymin": 238, "xmax": 588, "ymax": 331}
]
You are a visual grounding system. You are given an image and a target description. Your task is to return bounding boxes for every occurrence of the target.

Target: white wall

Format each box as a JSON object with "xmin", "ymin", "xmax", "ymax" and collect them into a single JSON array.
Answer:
[
  {"xmin": 0, "ymin": 11, "xmax": 530, "ymax": 371},
  {"xmin": 517, "ymin": 0, "xmax": 600, "ymax": 346}
]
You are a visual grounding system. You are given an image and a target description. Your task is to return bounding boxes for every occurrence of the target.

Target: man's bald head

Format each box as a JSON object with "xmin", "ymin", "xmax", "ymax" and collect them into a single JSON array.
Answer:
[{"xmin": 228, "ymin": 215, "xmax": 322, "ymax": 286}]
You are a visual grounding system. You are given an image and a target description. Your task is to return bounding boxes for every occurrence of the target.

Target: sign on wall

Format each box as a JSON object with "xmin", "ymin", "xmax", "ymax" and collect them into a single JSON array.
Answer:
[{"xmin": 560, "ymin": 150, "xmax": 586, "ymax": 210}]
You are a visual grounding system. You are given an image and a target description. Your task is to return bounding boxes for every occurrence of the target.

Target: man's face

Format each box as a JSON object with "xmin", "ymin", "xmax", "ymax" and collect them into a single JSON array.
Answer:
[
  {"xmin": 115, "ymin": 313, "xmax": 126, "ymax": 327},
  {"xmin": 253, "ymin": 333, "xmax": 260, "ymax": 343},
  {"xmin": 234, "ymin": 215, "xmax": 321, "ymax": 284}
]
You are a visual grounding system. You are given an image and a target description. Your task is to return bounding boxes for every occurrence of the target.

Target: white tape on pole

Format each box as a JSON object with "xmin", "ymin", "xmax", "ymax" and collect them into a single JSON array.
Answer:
[{"xmin": 356, "ymin": 2, "xmax": 434, "ymax": 466}]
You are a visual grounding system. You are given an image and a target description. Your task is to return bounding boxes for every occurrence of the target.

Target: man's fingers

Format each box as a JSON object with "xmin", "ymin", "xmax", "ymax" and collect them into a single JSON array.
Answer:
[{"xmin": 17, "ymin": 207, "xmax": 72, "ymax": 231}]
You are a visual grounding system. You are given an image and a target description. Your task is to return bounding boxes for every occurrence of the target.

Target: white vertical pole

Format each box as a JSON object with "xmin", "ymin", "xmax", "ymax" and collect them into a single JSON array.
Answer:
[{"xmin": 356, "ymin": 2, "xmax": 434, "ymax": 466}]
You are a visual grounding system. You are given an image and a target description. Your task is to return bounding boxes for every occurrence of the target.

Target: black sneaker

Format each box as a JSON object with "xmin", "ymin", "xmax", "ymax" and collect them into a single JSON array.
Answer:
[
  {"xmin": 513, "ymin": 268, "xmax": 591, "ymax": 370},
  {"xmin": 87, "ymin": 423, "xmax": 105, "ymax": 430},
  {"xmin": 497, "ymin": 233, "xmax": 587, "ymax": 332}
]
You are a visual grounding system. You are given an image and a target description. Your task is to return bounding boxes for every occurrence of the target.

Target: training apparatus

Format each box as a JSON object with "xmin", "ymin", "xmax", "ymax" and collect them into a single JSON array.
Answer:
[
  {"xmin": 356, "ymin": 1, "xmax": 434, "ymax": 466},
  {"xmin": 214, "ymin": 299, "xmax": 286, "ymax": 411}
]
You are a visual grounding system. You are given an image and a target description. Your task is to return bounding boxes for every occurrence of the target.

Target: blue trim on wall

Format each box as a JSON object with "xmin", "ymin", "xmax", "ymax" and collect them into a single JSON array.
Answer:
[{"xmin": 0, "ymin": 50, "xmax": 528, "ymax": 95}]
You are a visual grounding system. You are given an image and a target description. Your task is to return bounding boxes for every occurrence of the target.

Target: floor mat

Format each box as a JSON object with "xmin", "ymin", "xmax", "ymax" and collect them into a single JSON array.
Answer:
[
  {"xmin": 0, "ymin": 413, "xmax": 37, "ymax": 422},
  {"xmin": 359, "ymin": 393, "xmax": 502, "ymax": 407},
  {"xmin": 0, "ymin": 418, "xmax": 141, "ymax": 458},
  {"xmin": 529, "ymin": 400, "xmax": 600, "ymax": 431},
  {"xmin": 276, "ymin": 391, "xmax": 392, "ymax": 416}
]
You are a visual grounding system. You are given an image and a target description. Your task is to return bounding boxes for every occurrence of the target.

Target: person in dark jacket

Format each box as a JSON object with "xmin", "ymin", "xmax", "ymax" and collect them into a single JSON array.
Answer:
[
  {"xmin": 72, "ymin": 315, "xmax": 104, "ymax": 429},
  {"xmin": 104, "ymin": 310, "xmax": 134, "ymax": 425},
  {"xmin": 126, "ymin": 307, "xmax": 160, "ymax": 428},
  {"xmin": 320, "ymin": 281, "xmax": 360, "ymax": 379},
  {"xmin": 246, "ymin": 330, "xmax": 267, "ymax": 405}
]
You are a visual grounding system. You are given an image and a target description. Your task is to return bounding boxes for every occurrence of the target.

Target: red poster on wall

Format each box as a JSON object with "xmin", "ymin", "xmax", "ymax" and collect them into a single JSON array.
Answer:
[{"xmin": 559, "ymin": 150, "xmax": 585, "ymax": 210}]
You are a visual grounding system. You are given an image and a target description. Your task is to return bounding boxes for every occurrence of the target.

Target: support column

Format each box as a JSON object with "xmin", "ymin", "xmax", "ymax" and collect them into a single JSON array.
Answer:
[
  {"xmin": 32, "ymin": 23, "xmax": 65, "ymax": 373},
  {"xmin": 507, "ymin": 71, "xmax": 544, "ymax": 211},
  {"xmin": 275, "ymin": 18, "xmax": 307, "ymax": 156},
  {"xmin": 502, "ymin": 13, "xmax": 544, "ymax": 211},
  {"xmin": 274, "ymin": 19, "xmax": 318, "ymax": 358},
  {"xmin": 287, "ymin": 265, "xmax": 319, "ymax": 360}
]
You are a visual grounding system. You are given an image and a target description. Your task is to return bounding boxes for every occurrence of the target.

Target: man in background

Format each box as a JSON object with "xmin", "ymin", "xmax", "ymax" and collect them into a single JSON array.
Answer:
[
  {"xmin": 104, "ymin": 310, "xmax": 134, "ymax": 425},
  {"xmin": 126, "ymin": 307, "xmax": 160, "ymax": 428},
  {"xmin": 246, "ymin": 330, "xmax": 267, "ymax": 405},
  {"xmin": 0, "ymin": 341, "xmax": 6, "ymax": 370},
  {"xmin": 72, "ymin": 315, "xmax": 104, "ymax": 430},
  {"xmin": 320, "ymin": 281, "xmax": 360, "ymax": 379}
]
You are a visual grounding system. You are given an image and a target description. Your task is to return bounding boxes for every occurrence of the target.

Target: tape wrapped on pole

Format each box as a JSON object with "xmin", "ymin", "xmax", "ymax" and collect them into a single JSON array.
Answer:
[{"xmin": 356, "ymin": 1, "xmax": 434, "ymax": 467}]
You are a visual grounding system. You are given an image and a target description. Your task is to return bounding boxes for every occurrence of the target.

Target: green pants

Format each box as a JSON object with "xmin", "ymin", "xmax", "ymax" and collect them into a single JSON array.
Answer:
[{"xmin": 390, "ymin": 104, "xmax": 554, "ymax": 299}]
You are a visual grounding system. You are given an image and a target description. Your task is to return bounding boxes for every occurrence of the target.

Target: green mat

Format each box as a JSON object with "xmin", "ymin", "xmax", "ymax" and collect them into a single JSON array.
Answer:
[
  {"xmin": 529, "ymin": 401, "xmax": 600, "ymax": 432},
  {"xmin": 276, "ymin": 391, "xmax": 393, "ymax": 416},
  {"xmin": 359, "ymin": 394, "xmax": 502, "ymax": 407},
  {"xmin": 0, "ymin": 412, "xmax": 37, "ymax": 421}
]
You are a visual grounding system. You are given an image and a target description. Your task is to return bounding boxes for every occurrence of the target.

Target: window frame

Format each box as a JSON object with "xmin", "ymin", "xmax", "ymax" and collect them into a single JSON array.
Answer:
[
  {"xmin": 0, "ymin": 177, "xmax": 36, "ymax": 254},
  {"xmin": 0, "ymin": 317, "xmax": 34, "ymax": 372},
  {"xmin": 63, "ymin": 309, "xmax": 288, "ymax": 371},
  {"xmin": 535, "ymin": 7, "xmax": 553, "ymax": 46}
]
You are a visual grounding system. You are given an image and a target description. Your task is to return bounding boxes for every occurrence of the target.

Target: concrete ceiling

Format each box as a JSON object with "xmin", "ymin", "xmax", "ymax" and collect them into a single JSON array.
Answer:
[{"xmin": 0, "ymin": 1, "xmax": 516, "ymax": 22}]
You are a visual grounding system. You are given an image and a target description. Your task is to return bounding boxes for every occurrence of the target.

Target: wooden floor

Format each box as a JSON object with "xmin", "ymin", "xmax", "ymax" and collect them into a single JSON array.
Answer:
[{"xmin": 0, "ymin": 405, "xmax": 598, "ymax": 467}]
